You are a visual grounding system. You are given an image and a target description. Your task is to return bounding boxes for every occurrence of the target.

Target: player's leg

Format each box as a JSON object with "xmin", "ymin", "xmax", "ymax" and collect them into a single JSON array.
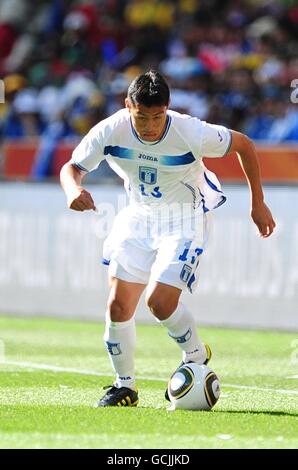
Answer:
[
  {"xmin": 146, "ymin": 212, "xmax": 212, "ymax": 365},
  {"xmin": 98, "ymin": 207, "xmax": 154, "ymax": 406},
  {"xmin": 105, "ymin": 276, "xmax": 146, "ymax": 389},
  {"xmin": 97, "ymin": 277, "xmax": 146, "ymax": 407},
  {"xmin": 145, "ymin": 281, "xmax": 209, "ymax": 365}
]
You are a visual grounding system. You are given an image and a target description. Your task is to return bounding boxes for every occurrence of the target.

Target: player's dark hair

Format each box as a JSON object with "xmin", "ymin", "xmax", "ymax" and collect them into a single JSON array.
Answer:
[{"xmin": 127, "ymin": 70, "xmax": 170, "ymax": 107}]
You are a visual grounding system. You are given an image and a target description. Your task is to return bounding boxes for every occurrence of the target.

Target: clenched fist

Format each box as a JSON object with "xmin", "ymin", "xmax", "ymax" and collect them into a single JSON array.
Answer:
[{"xmin": 67, "ymin": 187, "xmax": 96, "ymax": 212}]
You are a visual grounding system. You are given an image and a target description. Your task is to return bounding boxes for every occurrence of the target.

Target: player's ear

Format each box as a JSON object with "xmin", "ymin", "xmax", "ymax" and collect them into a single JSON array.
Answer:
[{"xmin": 125, "ymin": 98, "xmax": 130, "ymax": 110}]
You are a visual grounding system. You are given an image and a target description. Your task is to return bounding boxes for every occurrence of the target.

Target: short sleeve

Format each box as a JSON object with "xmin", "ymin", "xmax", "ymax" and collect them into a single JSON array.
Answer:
[
  {"xmin": 200, "ymin": 122, "xmax": 232, "ymax": 158},
  {"xmin": 71, "ymin": 126, "xmax": 105, "ymax": 172}
]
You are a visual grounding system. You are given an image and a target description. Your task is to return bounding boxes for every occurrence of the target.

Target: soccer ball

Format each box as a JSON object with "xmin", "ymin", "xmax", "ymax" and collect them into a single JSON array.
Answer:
[{"xmin": 167, "ymin": 363, "xmax": 220, "ymax": 410}]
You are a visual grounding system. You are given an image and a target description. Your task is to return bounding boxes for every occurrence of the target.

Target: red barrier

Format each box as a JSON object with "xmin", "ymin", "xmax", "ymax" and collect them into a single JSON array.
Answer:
[
  {"xmin": 2, "ymin": 141, "xmax": 74, "ymax": 179},
  {"xmin": 3, "ymin": 141, "xmax": 39, "ymax": 178},
  {"xmin": 2, "ymin": 141, "xmax": 298, "ymax": 182},
  {"xmin": 52, "ymin": 144, "xmax": 74, "ymax": 176},
  {"xmin": 205, "ymin": 146, "xmax": 298, "ymax": 182}
]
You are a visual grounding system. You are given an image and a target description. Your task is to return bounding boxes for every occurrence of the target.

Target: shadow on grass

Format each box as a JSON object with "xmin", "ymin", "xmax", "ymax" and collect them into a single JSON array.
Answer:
[
  {"xmin": 134, "ymin": 405, "xmax": 298, "ymax": 418},
  {"xmin": 212, "ymin": 409, "xmax": 298, "ymax": 417}
]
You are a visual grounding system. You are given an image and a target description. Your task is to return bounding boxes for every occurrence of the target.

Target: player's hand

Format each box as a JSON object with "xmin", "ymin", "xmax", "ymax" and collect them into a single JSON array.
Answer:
[
  {"xmin": 251, "ymin": 202, "xmax": 276, "ymax": 238},
  {"xmin": 67, "ymin": 187, "xmax": 96, "ymax": 212}
]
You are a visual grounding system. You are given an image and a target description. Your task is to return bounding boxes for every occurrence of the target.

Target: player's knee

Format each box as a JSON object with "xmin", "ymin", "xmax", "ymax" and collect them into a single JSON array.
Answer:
[
  {"xmin": 146, "ymin": 294, "xmax": 178, "ymax": 320},
  {"xmin": 107, "ymin": 297, "xmax": 130, "ymax": 322}
]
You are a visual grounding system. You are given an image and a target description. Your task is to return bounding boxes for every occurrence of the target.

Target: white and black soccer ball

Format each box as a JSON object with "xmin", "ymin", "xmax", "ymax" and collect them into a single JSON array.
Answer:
[{"xmin": 167, "ymin": 363, "xmax": 220, "ymax": 411}]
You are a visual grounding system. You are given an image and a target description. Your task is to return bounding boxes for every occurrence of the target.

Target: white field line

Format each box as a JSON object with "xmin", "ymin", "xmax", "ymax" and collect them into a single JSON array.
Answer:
[
  {"xmin": 221, "ymin": 383, "xmax": 298, "ymax": 395},
  {"xmin": 3, "ymin": 360, "xmax": 298, "ymax": 396},
  {"xmin": 4, "ymin": 360, "xmax": 109, "ymax": 377},
  {"xmin": 286, "ymin": 375, "xmax": 298, "ymax": 379}
]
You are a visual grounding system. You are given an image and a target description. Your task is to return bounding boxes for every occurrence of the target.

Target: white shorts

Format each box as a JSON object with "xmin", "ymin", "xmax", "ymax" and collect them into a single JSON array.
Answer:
[{"xmin": 102, "ymin": 206, "xmax": 212, "ymax": 293}]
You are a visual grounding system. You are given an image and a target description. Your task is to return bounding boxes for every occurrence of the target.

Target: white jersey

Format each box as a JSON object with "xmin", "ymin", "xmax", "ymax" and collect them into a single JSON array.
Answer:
[{"xmin": 71, "ymin": 108, "xmax": 231, "ymax": 216}]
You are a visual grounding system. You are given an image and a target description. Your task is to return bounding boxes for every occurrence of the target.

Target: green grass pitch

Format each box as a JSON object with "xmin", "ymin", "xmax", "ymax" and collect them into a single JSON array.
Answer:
[{"xmin": 0, "ymin": 315, "xmax": 297, "ymax": 449}]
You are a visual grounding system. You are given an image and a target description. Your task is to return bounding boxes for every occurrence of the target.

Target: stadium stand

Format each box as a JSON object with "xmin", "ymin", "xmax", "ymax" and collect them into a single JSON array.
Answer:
[{"xmin": 1, "ymin": 0, "xmax": 298, "ymax": 181}]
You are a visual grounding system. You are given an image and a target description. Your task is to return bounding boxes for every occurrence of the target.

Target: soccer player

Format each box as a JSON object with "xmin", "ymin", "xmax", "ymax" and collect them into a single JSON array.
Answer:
[{"xmin": 60, "ymin": 70, "xmax": 276, "ymax": 407}]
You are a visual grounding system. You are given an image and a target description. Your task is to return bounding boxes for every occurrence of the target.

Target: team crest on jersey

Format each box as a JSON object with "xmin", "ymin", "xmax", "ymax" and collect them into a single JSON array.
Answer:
[{"xmin": 139, "ymin": 166, "xmax": 157, "ymax": 185}]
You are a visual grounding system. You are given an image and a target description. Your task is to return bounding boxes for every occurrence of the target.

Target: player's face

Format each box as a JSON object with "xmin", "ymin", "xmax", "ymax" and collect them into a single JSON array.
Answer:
[{"xmin": 125, "ymin": 99, "xmax": 168, "ymax": 142}]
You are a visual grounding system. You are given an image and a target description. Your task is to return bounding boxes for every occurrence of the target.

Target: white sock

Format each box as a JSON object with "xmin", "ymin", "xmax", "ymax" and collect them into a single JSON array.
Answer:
[
  {"xmin": 158, "ymin": 302, "xmax": 207, "ymax": 364},
  {"xmin": 103, "ymin": 313, "xmax": 136, "ymax": 390}
]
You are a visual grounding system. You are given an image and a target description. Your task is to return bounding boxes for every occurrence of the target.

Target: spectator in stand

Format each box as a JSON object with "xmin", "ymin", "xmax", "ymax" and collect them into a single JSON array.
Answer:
[
  {"xmin": 244, "ymin": 85, "xmax": 298, "ymax": 142},
  {"xmin": 2, "ymin": 88, "xmax": 44, "ymax": 139},
  {"xmin": 31, "ymin": 75, "xmax": 107, "ymax": 180},
  {"xmin": 0, "ymin": 74, "xmax": 26, "ymax": 134}
]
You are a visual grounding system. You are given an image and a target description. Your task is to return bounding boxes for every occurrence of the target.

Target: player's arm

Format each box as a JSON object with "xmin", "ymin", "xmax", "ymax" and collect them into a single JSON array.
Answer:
[
  {"xmin": 60, "ymin": 161, "xmax": 96, "ymax": 211},
  {"xmin": 229, "ymin": 130, "xmax": 276, "ymax": 238}
]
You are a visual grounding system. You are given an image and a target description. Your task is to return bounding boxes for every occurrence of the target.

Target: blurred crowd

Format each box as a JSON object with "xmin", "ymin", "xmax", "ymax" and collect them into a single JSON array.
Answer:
[{"xmin": 1, "ymin": 0, "xmax": 298, "ymax": 179}]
